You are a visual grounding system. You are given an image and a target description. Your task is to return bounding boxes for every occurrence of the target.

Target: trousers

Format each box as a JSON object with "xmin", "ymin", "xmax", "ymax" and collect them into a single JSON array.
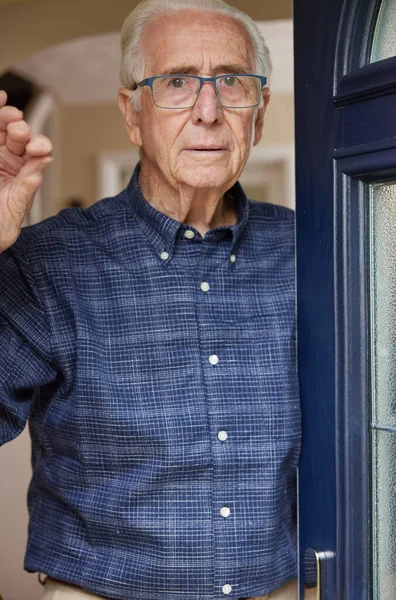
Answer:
[{"xmin": 41, "ymin": 578, "xmax": 300, "ymax": 600}]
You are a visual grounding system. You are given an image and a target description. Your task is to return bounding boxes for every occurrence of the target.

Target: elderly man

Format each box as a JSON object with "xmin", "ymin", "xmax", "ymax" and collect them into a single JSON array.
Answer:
[{"xmin": 0, "ymin": 0, "xmax": 300, "ymax": 599}]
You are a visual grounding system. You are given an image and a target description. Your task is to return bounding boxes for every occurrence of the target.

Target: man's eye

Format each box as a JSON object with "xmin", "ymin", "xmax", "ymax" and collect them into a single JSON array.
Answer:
[
  {"xmin": 169, "ymin": 78, "xmax": 186, "ymax": 88},
  {"xmin": 223, "ymin": 76, "xmax": 239, "ymax": 87}
]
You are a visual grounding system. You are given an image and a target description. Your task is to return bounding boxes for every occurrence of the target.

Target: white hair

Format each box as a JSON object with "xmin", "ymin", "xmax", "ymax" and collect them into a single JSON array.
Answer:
[{"xmin": 119, "ymin": 0, "xmax": 272, "ymax": 110}]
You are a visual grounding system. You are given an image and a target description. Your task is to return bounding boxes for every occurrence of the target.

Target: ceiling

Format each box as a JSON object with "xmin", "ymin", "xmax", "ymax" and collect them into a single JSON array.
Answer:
[
  {"xmin": 0, "ymin": 0, "xmax": 292, "ymax": 20},
  {"xmin": 12, "ymin": 20, "xmax": 293, "ymax": 106},
  {"xmin": 0, "ymin": 0, "xmax": 292, "ymax": 74},
  {"xmin": 0, "ymin": 0, "xmax": 24, "ymax": 5}
]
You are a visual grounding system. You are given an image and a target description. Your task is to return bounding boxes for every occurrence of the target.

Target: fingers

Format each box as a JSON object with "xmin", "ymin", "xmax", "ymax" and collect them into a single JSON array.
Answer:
[
  {"xmin": 7, "ymin": 120, "xmax": 53, "ymax": 159},
  {"xmin": 0, "ymin": 91, "xmax": 53, "ymax": 160},
  {"xmin": 0, "ymin": 104, "xmax": 23, "ymax": 145},
  {"xmin": 18, "ymin": 154, "xmax": 54, "ymax": 186},
  {"xmin": 5, "ymin": 121, "xmax": 53, "ymax": 161},
  {"xmin": 5, "ymin": 123, "xmax": 53, "ymax": 161},
  {"xmin": 24, "ymin": 133, "xmax": 54, "ymax": 158},
  {"xmin": 6, "ymin": 119, "xmax": 32, "ymax": 156},
  {"xmin": 0, "ymin": 89, "xmax": 7, "ymax": 108}
]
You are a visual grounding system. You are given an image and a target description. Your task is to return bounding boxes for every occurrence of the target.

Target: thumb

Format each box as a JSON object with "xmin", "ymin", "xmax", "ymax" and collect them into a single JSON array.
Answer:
[{"xmin": 15, "ymin": 155, "xmax": 54, "ymax": 196}]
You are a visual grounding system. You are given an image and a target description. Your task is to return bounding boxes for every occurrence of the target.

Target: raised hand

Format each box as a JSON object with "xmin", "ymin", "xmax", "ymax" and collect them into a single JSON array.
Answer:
[{"xmin": 0, "ymin": 89, "xmax": 54, "ymax": 252}]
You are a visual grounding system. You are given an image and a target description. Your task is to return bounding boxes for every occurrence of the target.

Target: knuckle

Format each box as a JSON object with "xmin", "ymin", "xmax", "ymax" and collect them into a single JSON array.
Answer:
[
  {"xmin": 0, "ymin": 106, "xmax": 23, "ymax": 120},
  {"xmin": 7, "ymin": 120, "xmax": 30, "ymax": 136}
]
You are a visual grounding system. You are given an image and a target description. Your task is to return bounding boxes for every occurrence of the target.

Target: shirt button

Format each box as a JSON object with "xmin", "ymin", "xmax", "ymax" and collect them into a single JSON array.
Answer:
[
  {"xmin": 220, "ymin": 506, "xmax": 231, "ymax": 518},
  {"xmin": 160, "ymin": 251, "xmax": 169, "ymax": 260},
  {"xmin": 200, "ymin": 282, "xmax": 210, "ymax": 292},
  {"xmin": 222, "ymin": 584, "xmax": 232, "ymax": 595},
  {"xmin": 184, "ymin": 229, "xmax": 195, "ymax": 239},
  {"xmin": 218, "ymin": 430, "xmax": 228, "ymax": 442},
  {"xmin": 230, "ymin": 254, "xmax": 236, "ymax": 263},
  {"xmin": 209, "ymin": 354, "xmax": 219, "ymax": 365}
]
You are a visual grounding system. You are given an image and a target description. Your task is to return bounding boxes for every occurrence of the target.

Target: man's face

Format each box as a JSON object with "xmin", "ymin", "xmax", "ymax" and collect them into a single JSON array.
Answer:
[{"xmin": 119, "ymin": 10, "xmax": 269, "ymax": 193}]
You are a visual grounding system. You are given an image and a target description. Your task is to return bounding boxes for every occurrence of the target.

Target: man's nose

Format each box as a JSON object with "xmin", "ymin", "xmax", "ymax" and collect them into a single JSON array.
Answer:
[{"xmin": 191, "ymin": 81, "xmax": 224, "ymax": 124}]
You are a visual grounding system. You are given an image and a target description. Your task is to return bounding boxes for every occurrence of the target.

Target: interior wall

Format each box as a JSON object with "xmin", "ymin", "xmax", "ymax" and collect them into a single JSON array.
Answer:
[{"xmin": 58, "ymin": 102, "xmax": 130, "ymax": 208}]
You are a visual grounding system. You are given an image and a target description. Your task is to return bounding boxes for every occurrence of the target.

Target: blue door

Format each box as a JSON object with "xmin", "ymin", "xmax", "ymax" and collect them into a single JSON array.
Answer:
[{"xmin": 295, "ymin": 0, "xmax": 396, "ymax": 597}]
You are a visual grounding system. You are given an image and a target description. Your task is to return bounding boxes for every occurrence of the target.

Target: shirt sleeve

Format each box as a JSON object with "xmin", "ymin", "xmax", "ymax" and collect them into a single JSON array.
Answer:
[{"xmin": 0, "ymin": 242, "xmax": 57, "ymax": 446}]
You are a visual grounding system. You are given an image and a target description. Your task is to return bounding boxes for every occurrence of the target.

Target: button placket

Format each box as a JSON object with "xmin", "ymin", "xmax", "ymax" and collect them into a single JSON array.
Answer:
[{"xmin": 198, "ymin": 237, "xmax": 235, "ymax": 596}]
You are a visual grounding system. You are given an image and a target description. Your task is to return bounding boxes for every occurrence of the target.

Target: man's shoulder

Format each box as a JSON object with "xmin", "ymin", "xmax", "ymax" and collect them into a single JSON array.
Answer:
[
  {"xmin": 23, "ymin": 191, "xmax": 130, "ymax": 237},
  {"xmin": 244, "ymin": 199, "xmax": 295, "ymax": 254},
  {"xmin": 247, "ymin": 198, "xmax": 295, "ymax": 223},
  {"xmin": 12, "ymin": 190, "xmax": 134, "ymax": 257}
]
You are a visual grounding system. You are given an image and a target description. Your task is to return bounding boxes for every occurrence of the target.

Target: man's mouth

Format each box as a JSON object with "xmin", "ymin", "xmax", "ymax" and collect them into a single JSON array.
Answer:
[{"xmin": 185, "ymin": 146, "xmax": 228, "ymax": 152}]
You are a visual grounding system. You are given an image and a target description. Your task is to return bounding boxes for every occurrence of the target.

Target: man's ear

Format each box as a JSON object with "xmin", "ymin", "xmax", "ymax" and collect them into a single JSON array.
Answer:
[
  {"xmin": 118, "ymin": 88, "xmax": 143, "ymax": 148},
  {"xmin": 253, "ymin": 88, "xmax": 271, "ymax": 147}
]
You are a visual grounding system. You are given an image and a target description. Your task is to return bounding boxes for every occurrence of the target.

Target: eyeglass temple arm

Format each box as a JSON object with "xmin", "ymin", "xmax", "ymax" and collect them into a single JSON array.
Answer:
[{"xmin": 130, "ymin": 80, "xmax": 147, "ymax": 91}]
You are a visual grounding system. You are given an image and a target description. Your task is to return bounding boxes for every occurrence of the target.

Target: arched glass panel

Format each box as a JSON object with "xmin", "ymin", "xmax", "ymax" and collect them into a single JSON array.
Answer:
[{"xmin": 371, "ymin": 0, "xmax": 396, "ymax": 62}]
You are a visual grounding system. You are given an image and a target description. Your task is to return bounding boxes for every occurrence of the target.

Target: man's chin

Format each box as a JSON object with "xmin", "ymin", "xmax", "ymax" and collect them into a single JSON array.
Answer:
[{"xmin": 177, "ymin": 164, "xmax": 233, "ymax": 189}]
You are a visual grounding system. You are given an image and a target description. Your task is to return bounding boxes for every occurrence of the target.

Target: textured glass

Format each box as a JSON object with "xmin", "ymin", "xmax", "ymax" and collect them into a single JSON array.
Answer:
[
  {"xmin": 370, "ymin": 183, "xmax": 396, "ymax": 600},
  {"xmin": 370, "ymin": 183, "xmax": 396, "ymax": 427},
  {"xmin": 372, "ymin": 429, "xmax": 396, "ymax": 600},
  {"xmin": 371, "ymin": 0, "xmax": 396, "ymax": 62}
]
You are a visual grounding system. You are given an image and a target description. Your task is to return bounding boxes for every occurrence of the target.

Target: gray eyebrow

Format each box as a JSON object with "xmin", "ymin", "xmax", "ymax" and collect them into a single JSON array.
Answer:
[{"xmin": 159, "ymin": 64, "xmax": 255, "ymax": 76}]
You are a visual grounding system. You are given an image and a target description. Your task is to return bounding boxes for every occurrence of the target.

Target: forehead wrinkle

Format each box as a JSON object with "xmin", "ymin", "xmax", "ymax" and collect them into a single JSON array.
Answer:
[{"xmin": 142, "ymin": 11, "xmax": 255, "ymax": 77}]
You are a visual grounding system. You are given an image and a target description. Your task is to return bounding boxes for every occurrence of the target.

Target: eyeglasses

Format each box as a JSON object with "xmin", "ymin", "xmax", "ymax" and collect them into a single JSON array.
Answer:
[{"xmin": 131, "ymin": 74, "xmax": 267, "ymax": 109}]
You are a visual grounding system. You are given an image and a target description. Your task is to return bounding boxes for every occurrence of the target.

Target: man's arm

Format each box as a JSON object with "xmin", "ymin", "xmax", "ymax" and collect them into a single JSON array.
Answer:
[
  {"xmin": 0, "ymin": 242, "xmax": 57, "ymax": 445},
  {"xmin": 0, "ymin": 89, "xmax": 53, "ymax": 252},
  {"xmin": 0, "ymin": 89, "xmax": 57, "ymax": 443}
]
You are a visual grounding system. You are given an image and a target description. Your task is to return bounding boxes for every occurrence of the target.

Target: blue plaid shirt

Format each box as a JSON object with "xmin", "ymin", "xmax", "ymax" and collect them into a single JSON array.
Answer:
[{"xmin": 0, "ymin": 164, "xmax": 300, "ymax": 600}]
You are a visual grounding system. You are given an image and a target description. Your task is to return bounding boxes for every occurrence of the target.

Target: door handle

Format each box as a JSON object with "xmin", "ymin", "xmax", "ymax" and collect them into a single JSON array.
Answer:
[{"xmin": 304, "ymin": 548, "xmax": 336, "ymax": 599}]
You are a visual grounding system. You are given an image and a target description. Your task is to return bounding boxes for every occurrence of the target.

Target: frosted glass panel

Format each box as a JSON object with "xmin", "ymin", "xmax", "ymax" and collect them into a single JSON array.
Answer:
[
  {"xmin": 372, "ymin": 429, "xmax": 396, "ymax": 600},
  {"xmin": 370, "ymin": 183, "xmax": 396, "ymax": 427},
  {"xmin": 370, "ymin": 183, "xmax": 396, "ymax": 600},
  {"xmin": 371, "ymin": 0, "xmax": 396, "ymax": 62}
]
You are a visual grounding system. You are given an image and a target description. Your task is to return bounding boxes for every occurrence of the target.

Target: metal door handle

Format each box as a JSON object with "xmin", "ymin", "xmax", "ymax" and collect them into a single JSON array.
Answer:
[{"xmin": 304, "ymin": 548, "xmax": 336, "ymax": 599}]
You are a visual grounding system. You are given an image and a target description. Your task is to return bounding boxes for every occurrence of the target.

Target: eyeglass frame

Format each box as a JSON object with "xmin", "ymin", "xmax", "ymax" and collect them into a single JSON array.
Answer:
[{"xmin": 130, "ymin": 74, "xmax": 268, "ymax": 109}]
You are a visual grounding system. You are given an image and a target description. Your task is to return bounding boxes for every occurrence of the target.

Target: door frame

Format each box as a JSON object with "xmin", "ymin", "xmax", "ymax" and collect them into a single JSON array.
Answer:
[{"xmin": 294, "ymin": 0, "xmax": 388, "ymax": 597}]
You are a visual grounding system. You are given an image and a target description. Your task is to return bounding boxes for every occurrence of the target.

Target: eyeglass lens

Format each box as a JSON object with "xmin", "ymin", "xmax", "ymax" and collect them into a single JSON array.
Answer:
[{"xmin": 152, "ymin": 75, "xmax": 261, "ymax": 108}]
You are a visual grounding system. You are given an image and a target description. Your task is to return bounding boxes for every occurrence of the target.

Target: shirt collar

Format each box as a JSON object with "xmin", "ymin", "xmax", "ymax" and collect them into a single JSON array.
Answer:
[{"xmin": 126, "ymin": 162, "xmax": 249, "ymax": 261}]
